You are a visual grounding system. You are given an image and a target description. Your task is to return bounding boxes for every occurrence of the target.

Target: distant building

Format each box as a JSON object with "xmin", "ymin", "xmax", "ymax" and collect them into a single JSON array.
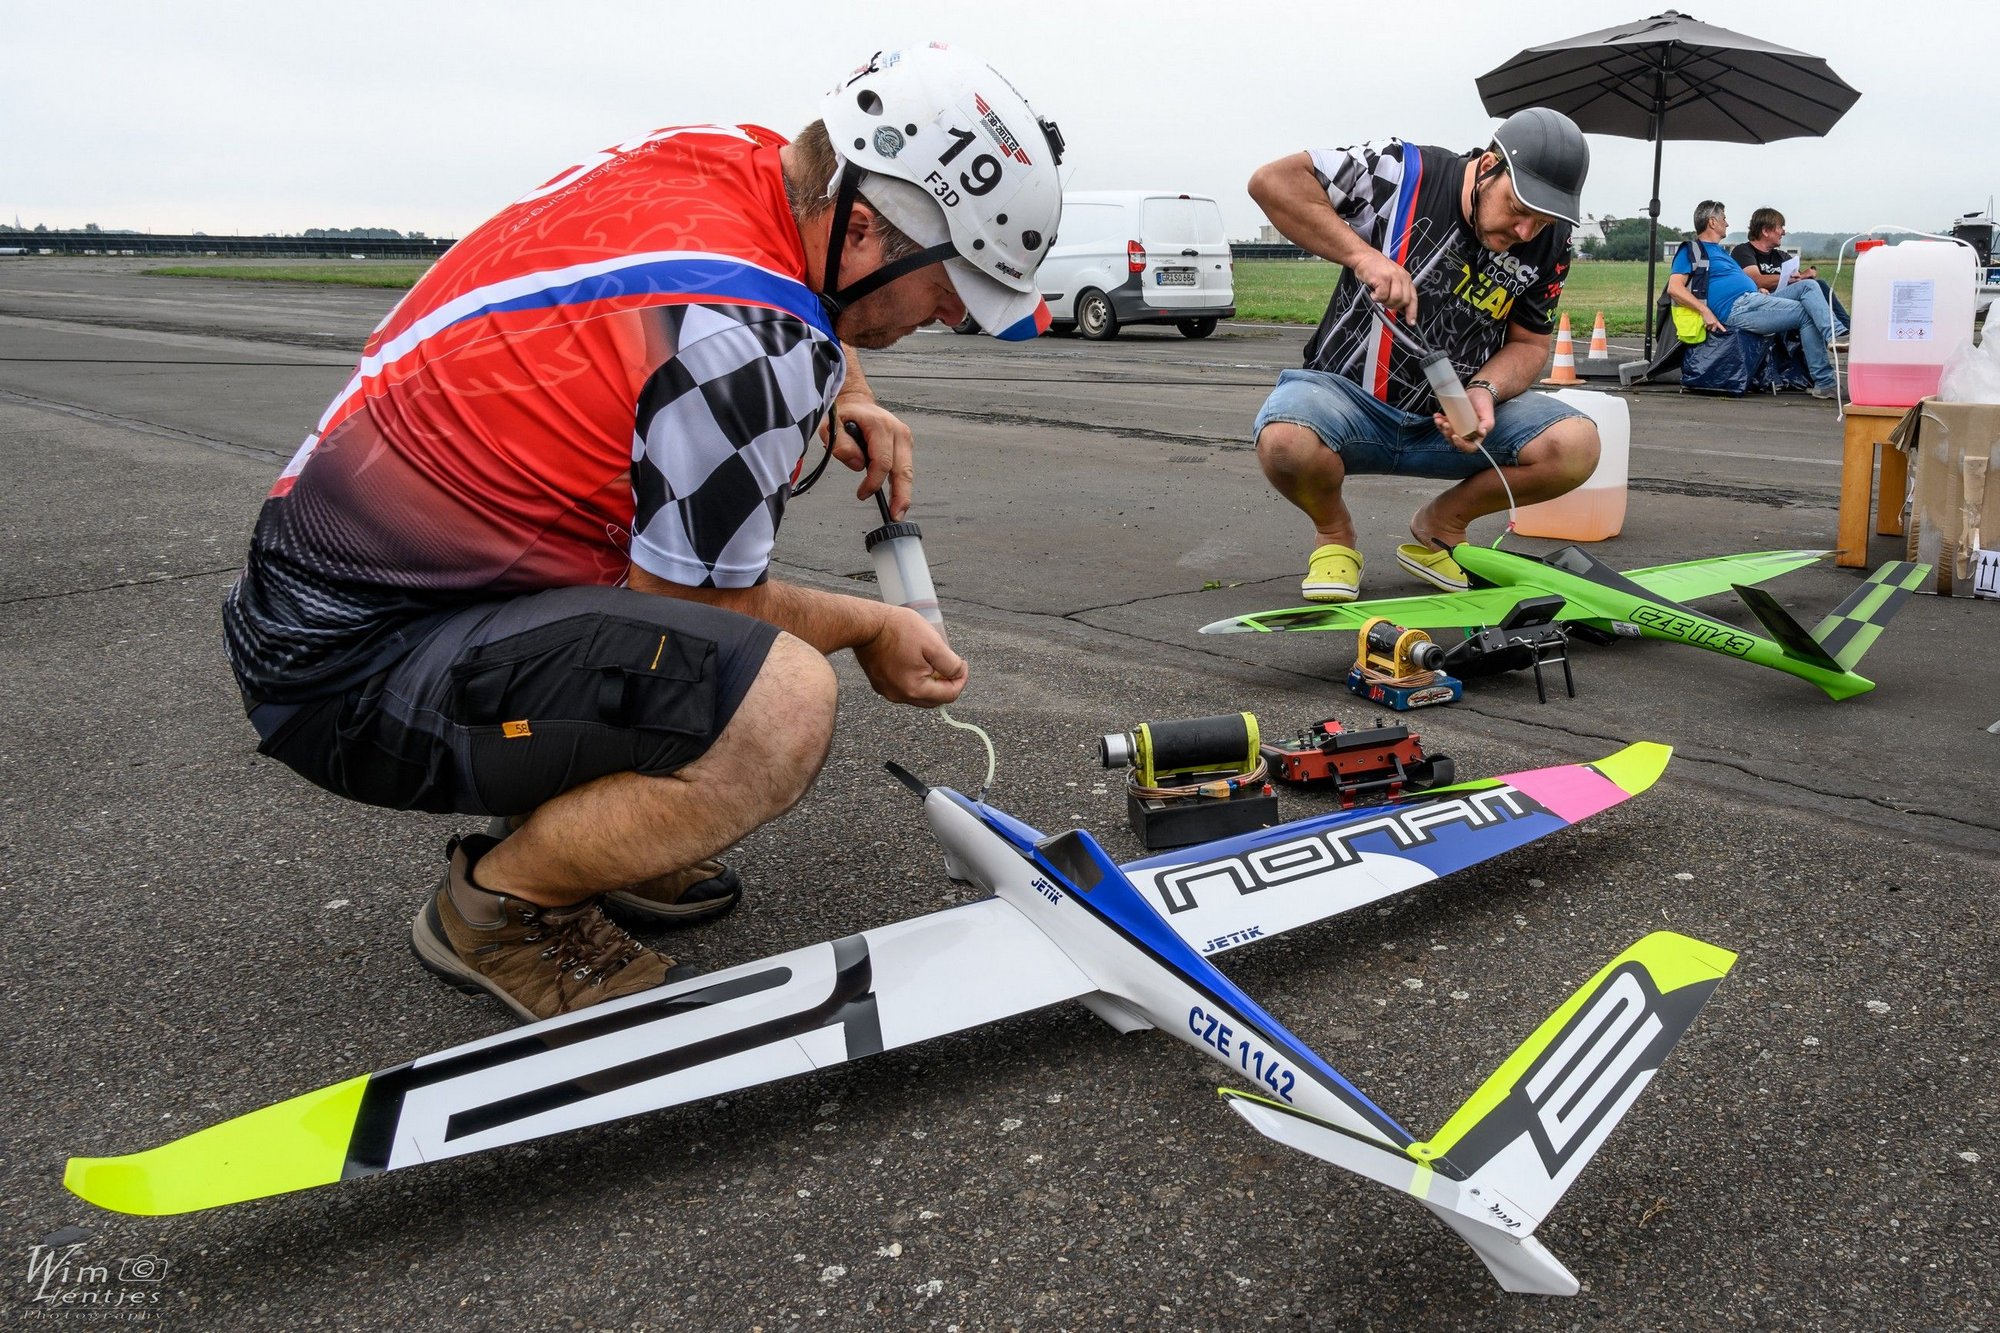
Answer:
[{"xmin": 1569, "ymin": 213, "xmax": 1609, "ymax": 257}]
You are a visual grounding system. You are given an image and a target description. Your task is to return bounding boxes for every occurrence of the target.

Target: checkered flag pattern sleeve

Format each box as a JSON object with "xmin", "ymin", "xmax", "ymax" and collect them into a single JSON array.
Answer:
[
  {"xmin": 629, "ymin": 304, "xmax": 845, "ymax": 589},
  {"xmin": 1305, "ymin": 140, "xmax": 1408, "ymax": 247}
]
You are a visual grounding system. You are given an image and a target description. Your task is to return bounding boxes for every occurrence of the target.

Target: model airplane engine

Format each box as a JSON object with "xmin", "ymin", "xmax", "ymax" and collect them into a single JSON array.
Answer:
[
  {"xmin": 1359, "ymin": 619, "xmax": 1447, "ymax": 676},
  {"xmin": 1099, "ymin": 712, "xmax": 1277, "ymax": 850},
  {"xmin": 1349, "ymin": 618, "xmax": 1464, "ymax": 710},
  {"xmin": 1099, "ymin": 712, "xmax": 1259, "ymax": 787}
]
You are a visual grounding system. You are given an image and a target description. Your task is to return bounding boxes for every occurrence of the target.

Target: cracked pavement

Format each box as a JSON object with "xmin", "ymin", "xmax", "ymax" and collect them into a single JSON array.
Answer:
[{"xmin": 1, "ymin": 258, "xmax": 1994, "ymax": 1331}]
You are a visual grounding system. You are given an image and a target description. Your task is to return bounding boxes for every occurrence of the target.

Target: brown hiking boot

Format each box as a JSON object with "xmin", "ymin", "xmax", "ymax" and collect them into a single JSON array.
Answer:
[
  {"xmin": 485, "ymin": 817, "xmax": 743, "ymax": 927},
  {"xmin": 409, "ymin": 835, "xmax": 697, "ymax": 1024},
  {"xmin": 604, "ymin": 861, "xmax": 742, "ymax": 927}
]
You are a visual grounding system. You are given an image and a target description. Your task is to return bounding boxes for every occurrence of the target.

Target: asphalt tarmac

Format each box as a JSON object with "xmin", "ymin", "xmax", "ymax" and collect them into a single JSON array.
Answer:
[{"xmin": 2, "ymin": 258, "xmax": 1994, "ymax": 1331}]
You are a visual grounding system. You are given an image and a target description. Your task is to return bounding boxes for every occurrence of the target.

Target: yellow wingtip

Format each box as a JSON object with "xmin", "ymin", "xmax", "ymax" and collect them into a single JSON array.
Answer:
[
  {"xmin": 64, "ymin": 1154, "xmax": 172, "ymax": 1218},
  {"xmin": 1628, "ymin": 928, "xmax": 1739, "ymax": 992},
  {"xmin": 64, "ymin": 1073, "xmax": 373, "ymax": 1216},
  {"xmin": 1591, "ymin": 741, "xmax": 1673, "ymax": 796}
]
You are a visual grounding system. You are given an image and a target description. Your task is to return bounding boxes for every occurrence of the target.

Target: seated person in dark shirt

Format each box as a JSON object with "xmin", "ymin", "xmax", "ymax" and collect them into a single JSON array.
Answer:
[{"xmin": 1731, "ymin": 207, "xmax": 1849, "ymax": 335}]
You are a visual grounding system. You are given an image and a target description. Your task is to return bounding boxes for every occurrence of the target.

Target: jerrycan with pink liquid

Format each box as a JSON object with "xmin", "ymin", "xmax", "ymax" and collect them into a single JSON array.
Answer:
[
  {"xmin": 1509, "ymin": 387, "xmax": 1629, "ymax": 542},
  {"xmin": 1846, "ymin": 240, "xmax": 1978, "ymax": 407}
]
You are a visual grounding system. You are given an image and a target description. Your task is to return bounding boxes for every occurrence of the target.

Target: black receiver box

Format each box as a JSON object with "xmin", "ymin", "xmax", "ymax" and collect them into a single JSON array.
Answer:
[{"xmin": 1126, "ymin": 785, "xmax": 1280, "ymax": 851}]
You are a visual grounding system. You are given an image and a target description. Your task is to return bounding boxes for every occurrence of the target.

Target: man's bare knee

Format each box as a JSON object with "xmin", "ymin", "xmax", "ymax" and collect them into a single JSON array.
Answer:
[
  {"xmin": 1257, "ymin": 421, "xmax": 1339, "ymax": 480},
  {"xmin": 722, "ymin": 632, "xmax": 836, "ymax": 805},
  {"xmin": 1521, "ymin": 418, "xmax": 1600, "ymax": 484}
]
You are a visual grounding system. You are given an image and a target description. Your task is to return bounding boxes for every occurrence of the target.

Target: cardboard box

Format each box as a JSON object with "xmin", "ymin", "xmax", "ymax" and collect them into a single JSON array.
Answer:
[{"xmin": 1889, "ymin": 400, "xmax": 2000, "ymax": 595}]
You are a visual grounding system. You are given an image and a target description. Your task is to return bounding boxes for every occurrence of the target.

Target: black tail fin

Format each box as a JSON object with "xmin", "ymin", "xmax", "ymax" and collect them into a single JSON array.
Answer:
[
  {"xmin": 1733, "ymin": 560, "xmax": 1931, "ymax": 674},
  {"xmin": 1731, "ymin": 584, "xmax": 1841, "ymax": 670}
]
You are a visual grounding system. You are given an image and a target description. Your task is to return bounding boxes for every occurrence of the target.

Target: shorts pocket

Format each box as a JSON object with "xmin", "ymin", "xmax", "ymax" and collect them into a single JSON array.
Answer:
[
  {"xmin": 449, "ymin": 615, "xmax": 716, "ymax": 731},
  {"xmin": 578, "ymin": 617, "xmax": 717, "ymax": 736},
  {"xmin": 447, "ymin": 616, "xmax": 602, "ymax": 726},
  {"xmin": 449, "ymin": 615, "xmax": 720, "ymax": 816}
]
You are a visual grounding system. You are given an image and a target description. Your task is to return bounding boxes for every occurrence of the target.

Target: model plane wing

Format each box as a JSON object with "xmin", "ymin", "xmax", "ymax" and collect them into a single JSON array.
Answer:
[
  {"xmin": 1199, "ymin": 587, "xmax": 1537, "ymax": 635},
  {"xmin": 1122, "ymin": 743, "xmax": 1668, "ymax": 956},
  {"xmin": 1622, "ymin": 549, "xmax": 1830, "ymax": 604},
  {"xmin": 64, "ymin": 897, "xmax": 1096, "ymax": 1216},
  {"xmin": 1204, "ymin": 550, "xmax": 1836, "ymax": 637}
]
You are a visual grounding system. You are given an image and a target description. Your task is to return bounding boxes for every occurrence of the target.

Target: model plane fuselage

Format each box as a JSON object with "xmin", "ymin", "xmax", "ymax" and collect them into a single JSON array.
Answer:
[{"xmin": 1451, "ymin": 546, "xmax": 1871, "ymax": 699}]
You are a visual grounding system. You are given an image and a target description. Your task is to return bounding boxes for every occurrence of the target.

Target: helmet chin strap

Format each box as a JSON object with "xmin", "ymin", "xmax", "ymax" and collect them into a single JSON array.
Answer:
[
  {"xmin": 1469, "ymin": 152, "xmax": 1505, "ymax": 240},
  {"xmin": 818, "ymin": 165, "xmax": 960, "ymax": 328}
]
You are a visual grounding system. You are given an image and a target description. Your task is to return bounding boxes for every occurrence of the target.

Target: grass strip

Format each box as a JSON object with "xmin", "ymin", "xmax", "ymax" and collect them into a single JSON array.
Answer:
[
  {"xmin": 143, "ymin": 263, "xmax": 433, "ymax": 288},
  {"xmin": 143, "ymin": 257, "xmax": 1857, "ymax": 338},
  {"xmin": 1234, "ymin": 258, "xmax": 1855, "ymax": 335}
]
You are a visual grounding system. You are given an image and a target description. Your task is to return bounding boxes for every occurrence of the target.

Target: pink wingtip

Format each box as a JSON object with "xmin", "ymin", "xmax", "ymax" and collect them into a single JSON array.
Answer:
[{"xmin": 1504, "ymin": 763, "xmax": 1629, "ymax": 824}]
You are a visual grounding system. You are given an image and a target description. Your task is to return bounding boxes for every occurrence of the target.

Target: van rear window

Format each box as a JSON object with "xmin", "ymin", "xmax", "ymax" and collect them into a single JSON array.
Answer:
[
  {"xmin": 1056, "ymin": 203, "xmax": 1124, "ymax": 247},
  {"xmin": 1142, "ymin": 198, "xmax": 1225, "ymax": 246}
]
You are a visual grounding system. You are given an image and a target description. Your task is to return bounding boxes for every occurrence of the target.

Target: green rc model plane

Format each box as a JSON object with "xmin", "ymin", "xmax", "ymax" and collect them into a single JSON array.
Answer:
[{"xmin": 1202, "ymin": 545, "xmax": 1930, "ymax": 701}]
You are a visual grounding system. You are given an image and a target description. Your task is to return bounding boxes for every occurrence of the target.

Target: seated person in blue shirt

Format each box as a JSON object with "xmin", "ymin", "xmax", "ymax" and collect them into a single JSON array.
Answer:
[{"xmin": 1666, "ymin": 200, "xmax": 1838, "ymax": 397}]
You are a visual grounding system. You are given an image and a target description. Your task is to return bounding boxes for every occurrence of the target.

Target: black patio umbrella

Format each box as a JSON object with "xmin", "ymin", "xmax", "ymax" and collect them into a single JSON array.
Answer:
[{"xmin": 1477, "ymin": 10, "xmax": 1860, "ymax": 357}]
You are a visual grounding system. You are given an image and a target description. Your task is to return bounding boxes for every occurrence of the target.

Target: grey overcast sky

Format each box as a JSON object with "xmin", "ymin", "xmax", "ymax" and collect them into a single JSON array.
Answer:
[{"xmin": 5, "ymin": 0, "xmax": 1991, "ymax": 241}]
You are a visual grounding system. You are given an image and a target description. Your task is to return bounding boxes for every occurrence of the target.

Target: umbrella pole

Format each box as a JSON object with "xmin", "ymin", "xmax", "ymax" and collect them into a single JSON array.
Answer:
[{"xmin": 1643, "ymin": 81, "xmax": 1666, "ymax": 362}]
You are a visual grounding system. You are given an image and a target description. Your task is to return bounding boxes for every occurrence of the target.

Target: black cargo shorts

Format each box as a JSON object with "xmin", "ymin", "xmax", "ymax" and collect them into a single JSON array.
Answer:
[{"xmin": 248, "ymin": 586, "xmax": 781, "ymax": 817}]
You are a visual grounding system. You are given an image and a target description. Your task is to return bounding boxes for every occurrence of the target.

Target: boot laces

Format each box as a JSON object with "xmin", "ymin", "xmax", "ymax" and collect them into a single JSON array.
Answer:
[{"xmin": 524, "ymin": 902, "xmax": 646, "ymax": 988}]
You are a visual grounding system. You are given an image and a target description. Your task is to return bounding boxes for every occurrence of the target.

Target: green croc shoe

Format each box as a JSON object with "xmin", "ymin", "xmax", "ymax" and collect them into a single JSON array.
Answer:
[
  {"xmin": 1301, "ymin": 544, "xmax": 1363, "ymax": 603},
  {"xmin": 1395, "ymin": 542, "xmax": 1470, "ymax": 592}
]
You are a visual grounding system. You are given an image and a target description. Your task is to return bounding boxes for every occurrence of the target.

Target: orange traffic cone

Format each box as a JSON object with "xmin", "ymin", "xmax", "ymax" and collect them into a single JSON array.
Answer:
[
  {"xmin": 1587, "ymin": 310, "xmax": 1610, "ymax": 361},
  {"xmin": 1540, "ymin": 312, "xmax": 1580, "ymax": 385}
]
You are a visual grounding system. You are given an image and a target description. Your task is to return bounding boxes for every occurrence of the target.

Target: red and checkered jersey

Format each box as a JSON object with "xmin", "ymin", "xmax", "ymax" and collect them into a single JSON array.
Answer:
[{"xmin": 224, "ymin": 124, "xmax": 846, "ymax": 702}]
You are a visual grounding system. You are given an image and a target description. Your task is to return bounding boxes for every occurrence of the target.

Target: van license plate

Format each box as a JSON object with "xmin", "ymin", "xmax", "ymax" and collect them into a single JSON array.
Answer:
[{"xmin": 1156, "ymin": 267, "xmax": 1197, "ymax": 286}]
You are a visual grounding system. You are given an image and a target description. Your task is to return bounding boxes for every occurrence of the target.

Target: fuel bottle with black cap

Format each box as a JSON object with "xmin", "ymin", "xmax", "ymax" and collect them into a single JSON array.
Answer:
[{"xmin": 846, "ymin": 421, "xmax": 945, "ymax": 633}]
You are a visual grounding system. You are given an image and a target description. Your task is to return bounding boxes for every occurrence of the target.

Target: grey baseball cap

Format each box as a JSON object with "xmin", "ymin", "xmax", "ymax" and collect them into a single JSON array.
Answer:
[{"xmin": 1490, "ymin": 107, "xmax": 1589, "ymax": 226}]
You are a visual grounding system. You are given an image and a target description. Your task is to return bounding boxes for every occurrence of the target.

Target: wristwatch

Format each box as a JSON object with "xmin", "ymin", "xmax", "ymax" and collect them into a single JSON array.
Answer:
[{"xmin": 1465, "ymin": 378, "xmax": 1501, "ymax": 403}]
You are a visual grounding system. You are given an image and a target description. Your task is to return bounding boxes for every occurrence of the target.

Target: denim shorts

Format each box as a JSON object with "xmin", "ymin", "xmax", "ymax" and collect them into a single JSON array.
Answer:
[{"xmin": 1252, "ymin": 369, "xmax": 1586, "ymax": 479}]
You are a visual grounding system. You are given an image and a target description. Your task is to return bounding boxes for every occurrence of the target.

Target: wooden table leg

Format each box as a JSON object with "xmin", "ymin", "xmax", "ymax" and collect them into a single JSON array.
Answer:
[
  {"xmin": 1838, "ymin": 417, "xmax": 1872, "ymax": 568},
  {"xmin": 1877, "ymin": 438, "xmax": 1908, "ymax": 537}
]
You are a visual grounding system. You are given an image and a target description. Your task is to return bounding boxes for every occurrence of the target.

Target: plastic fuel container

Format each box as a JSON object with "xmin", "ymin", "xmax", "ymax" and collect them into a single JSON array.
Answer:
[
  {"xmin": 1509, "ymin": 387, "xmax": 1630, "ymax": 542},
  {"xmin": 1847, "ymin": 241, "xmax": 1978, "ymax": 407},
  {"xmin": 866, "ymin": 521, "xmax": 945, "ymax": 630}
]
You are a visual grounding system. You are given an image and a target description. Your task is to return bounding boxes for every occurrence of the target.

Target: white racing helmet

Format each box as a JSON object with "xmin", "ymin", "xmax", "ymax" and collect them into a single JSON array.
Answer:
[{"xmin": 819, "ymin": 44, "xmax": 1065, "ymax": 340}]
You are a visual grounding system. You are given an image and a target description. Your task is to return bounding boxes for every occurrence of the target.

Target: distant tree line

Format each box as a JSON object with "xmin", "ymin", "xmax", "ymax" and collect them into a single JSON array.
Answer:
[
  {"xmin": 0, "ymin": 222, "xmax": 138, "ymax": 234},
  {"xmin": 1580, "ymin": 216, "xmax": 1853, "ymax": 261},
  {"xmin": 1580, "ymin": 217, "xmax": 1685, "ymax": 261},
  {"xmin": 301, "ymin": 227, "xmax": 431, "ymax": 240},
  {"xmin": 1, "ymin": 222, "xmax": 430, "ymax": 239}
]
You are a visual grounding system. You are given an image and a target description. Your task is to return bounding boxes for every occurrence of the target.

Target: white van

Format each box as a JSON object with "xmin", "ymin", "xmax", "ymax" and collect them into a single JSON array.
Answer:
[{"xmin": 954, "ymin": 190, "xmax": 1234, "ymax": 339}]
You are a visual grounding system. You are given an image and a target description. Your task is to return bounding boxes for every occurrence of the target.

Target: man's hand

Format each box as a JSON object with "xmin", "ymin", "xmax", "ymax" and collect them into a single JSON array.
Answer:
[
  {"xmin": 1434, "ymin": 387, "xmax": 1495, "ymax": 452},
  {"xmin": 854, "ymin": 605, "xmax": 967, "ymax": 707},
  {"xmin": 830, "ymin": 397, "xmax": 916, "ymax": 519},
  {"xmin": 1702, "ymin": 304, "xmax": 1726, "ymax": 335},
  {"xmin": 1350, "ymin": 250, "xmax": 1419, "ymax": 322}
]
